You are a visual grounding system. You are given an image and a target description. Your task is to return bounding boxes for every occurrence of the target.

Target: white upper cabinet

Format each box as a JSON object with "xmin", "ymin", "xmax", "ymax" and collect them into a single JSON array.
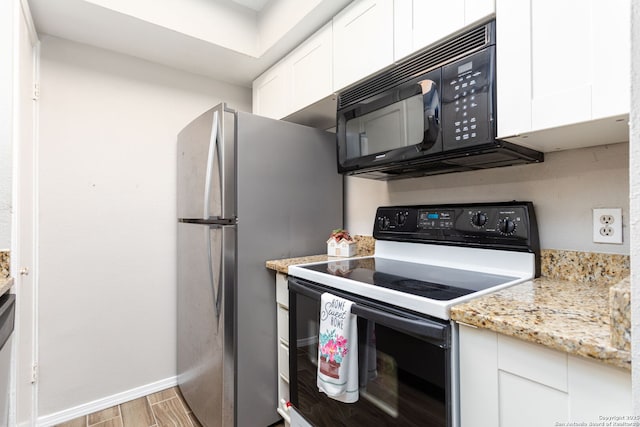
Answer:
[
  {"xmin": 253, "ymin": 23, "xmax": 333, "ymax": 120},
  {"xmin": 394, "ymin": 0, "xmax": 495, "ymax": 61},
  {"xmin": 289, "ymin": 22, "xmax": 333, "ymax": 113},
  {"xmin": 496, "ymin": 0, "xmax": 630, "ymax": 151},
  {"xmin": 464, "ymin": 0, "xmax": 496, "ymax": 25},
  {"xmin": 252, "ymin": 60, "xmax": 292, "ymax": 120},
  {"xmin": 332, "ymin": 0, "xmax": 394, "ymax": 91}
]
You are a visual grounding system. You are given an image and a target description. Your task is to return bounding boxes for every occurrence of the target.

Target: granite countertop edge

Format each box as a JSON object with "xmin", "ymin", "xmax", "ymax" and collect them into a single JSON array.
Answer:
[
  {"xmin": 0, "ymin": 277, "xmax": 14, "ymax": 297},
  {"xmin": 265, "ymin": 255, "xmax": 336, "ymax": 275},
  {"xmin": 450, "ymin": 277, "xmax": 631, "ymax": 371}
]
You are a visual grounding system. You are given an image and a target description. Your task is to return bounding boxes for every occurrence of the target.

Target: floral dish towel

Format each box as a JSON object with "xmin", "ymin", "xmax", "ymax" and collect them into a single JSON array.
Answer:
[{"xmin": 317, "ymin": 292, "xmax": 359, "ymax": 403}]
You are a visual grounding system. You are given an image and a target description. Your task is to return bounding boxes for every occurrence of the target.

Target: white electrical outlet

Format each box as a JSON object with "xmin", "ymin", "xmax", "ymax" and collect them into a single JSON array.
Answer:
[{"xmin": 593, "ymin": 208, "xmax": 623, "ymax": 244}]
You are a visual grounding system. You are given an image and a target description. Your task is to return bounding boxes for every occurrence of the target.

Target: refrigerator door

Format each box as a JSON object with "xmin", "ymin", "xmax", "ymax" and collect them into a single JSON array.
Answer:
[
  {"xmin": 177, "ymin": 221, "xmax": 235, "ymax": 427},
  {"xmin": 177, "ymin": 104, "xmax": 225, "ymax": 220},
  {"xmin": 234, "ymin": 112, "xmax": 343, "ymax": 427}
]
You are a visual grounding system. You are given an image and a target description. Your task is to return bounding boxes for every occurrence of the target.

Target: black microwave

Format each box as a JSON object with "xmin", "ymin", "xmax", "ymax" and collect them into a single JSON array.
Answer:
[{"xmin": 336, "ymin": 20, "xmax": 543, "ymax": 180}]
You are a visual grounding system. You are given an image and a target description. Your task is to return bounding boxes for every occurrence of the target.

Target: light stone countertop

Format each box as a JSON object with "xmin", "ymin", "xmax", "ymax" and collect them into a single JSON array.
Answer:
[{"xmin": 451, "ymin": 276, "xmax": 630, "ymax": 370}]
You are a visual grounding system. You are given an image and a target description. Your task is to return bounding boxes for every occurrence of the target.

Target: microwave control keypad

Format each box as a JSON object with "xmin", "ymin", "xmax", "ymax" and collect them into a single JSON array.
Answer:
[
  {"xmin": 450, "ymin": 68, "xmax": 482, "ymax": 142},
  {"xmin": 441, "ymin": 46, "xmax": 495, "ymax": 150}
]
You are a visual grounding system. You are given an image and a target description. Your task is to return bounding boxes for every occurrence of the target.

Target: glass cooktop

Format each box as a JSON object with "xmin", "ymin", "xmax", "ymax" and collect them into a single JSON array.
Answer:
[{"xmin": 301, "ymin": 257, "xmax": 518, "ymax": 301}]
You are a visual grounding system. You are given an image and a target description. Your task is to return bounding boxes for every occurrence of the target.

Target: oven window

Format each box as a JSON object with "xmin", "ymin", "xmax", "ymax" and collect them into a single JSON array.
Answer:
[
  {"xmin": 345, "ymin": 95, "xmax": 424, "ymax": 160},
  {"xmin": 291, "ymin": 290, "xmax": 448, "ymax": 427}
]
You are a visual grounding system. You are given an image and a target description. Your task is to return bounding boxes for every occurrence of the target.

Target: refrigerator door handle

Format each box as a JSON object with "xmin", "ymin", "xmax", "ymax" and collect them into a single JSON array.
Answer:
[
  {"xmin": 207, "ymin": 226, "xmax": 222, "ymax": 325},
  {"xmin": 203, "ymin": 108, "xmax": 222, "ymax": 220}
]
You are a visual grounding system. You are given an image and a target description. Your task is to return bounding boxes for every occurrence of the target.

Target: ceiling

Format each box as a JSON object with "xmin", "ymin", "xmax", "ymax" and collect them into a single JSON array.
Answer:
[
  {"xmin": 26, "ymin": 0, "xmax": 350, "ymax": 87},
  {"xmin": 230, "ymin": 0, "xmax": 270, "ymax": 11}
]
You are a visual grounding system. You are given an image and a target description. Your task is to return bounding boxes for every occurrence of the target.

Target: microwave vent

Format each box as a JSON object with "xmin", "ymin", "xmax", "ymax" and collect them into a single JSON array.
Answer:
[{"xmin": 339, "ymin": 22, "xmax": 491, "ymax": 109}]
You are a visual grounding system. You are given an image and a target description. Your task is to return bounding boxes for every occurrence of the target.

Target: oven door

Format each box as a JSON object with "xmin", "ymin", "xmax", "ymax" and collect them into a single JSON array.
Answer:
[
  {"xmin": 288, "ymin": 277, "xmax": 452, "ymax": 427},
  {"xmin": 336, "ymin": 68, "xmax": 442, "ymax": 174}
]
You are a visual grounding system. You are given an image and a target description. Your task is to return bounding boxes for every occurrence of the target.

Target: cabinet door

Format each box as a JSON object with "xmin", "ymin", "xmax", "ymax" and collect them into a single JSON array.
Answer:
[
  {"xmin": 568, "ymin": 355, "xmax": 632, "ymax": 419},
  {"xmin": 458, "ymin": 324, "xmax": 499, "ymax": 427},
  {"xmin": 412, "ymin": 0, "xmax": 465, "ymax": 52},
  {"xmin": 332, "ymin": 0, "xmax": 394, "ymax": 91},
  {"xmin": 395, "ymin": 0, "xmax": 495, "ymax": 63},
  {"xmin": 530, "ymin": 0, "xmax": 591, "ymax": 130},
  {"xmin": 252, "ymin": 62, "xmax": 291, "ymax": 120},
  {"xmin": 459, "ymin": 324, "xmax": 632, "ymax": 427},
  {"xmin": 289, "ymin": 22, "xmax": 333, "ymax": 113},
  {"xmin": 497, "ymin": 0, "xmax": 630, "ymax": 141},
  {"xmin": 591, "ymin": 0, "xmax": 630, "ymax": 119},
  {"xmin": 464, "ymin": 0, "xmax": 495, "ymax": 25},
  {"xmin": 495, "ymin": 0, "xmax": 531, "ymax": 138},
  {"xmin": 497, "ymin": 333, "xmax": 569, "ymax": 426},
  {"xmin": 499, "ymin": 371, "xmax": 568, "ymax": 427}
]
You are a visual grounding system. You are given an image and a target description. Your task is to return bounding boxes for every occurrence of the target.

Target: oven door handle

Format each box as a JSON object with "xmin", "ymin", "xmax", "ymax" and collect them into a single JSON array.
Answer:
[{"xmin": 288, "ymin": 278, "xmax": 449, "ymax": 347}]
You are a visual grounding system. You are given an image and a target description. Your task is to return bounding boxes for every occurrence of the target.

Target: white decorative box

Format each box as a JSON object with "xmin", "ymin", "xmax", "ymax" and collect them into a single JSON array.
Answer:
[{"xmin": 326, "ymin": 238, "xmax": 356, "ymax": 257}]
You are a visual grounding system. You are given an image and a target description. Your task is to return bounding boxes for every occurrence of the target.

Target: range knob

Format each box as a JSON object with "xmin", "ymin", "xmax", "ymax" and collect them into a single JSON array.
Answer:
[
  {"xmin": 378, "ymin": 216, "xmax": 391, "ymax": 231},
  {"xmin": 471, "ymin": 211, "xmax": 488, "ymax": 227},
  {"xmin": 498, "ymin": 218, "xmax": 517, "ymax": 235},
  {"xmin": 396, "ymin": 211, "xmax": 407, "ymax": 227}
]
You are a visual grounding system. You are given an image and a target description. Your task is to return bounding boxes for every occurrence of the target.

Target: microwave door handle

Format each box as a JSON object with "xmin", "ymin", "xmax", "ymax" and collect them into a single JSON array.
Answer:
[{"xmin": 418, "ymin": 79, "xmax": 441, "ymax": 151}]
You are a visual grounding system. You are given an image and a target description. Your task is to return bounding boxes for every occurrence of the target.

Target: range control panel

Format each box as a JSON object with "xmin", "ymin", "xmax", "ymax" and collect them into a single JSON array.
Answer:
[{"xmin": 373, "ymin": 202, "xmax": 539, "ymax": 252}]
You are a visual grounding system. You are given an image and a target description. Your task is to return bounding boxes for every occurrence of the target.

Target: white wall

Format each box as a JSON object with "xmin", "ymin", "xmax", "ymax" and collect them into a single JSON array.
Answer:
[
  {"xmin": 630, "ymin": 0, "xmax": 639, "ymax": 416},
  {"xmin": 346, "ymin": 142, "xmax": 629, "ymax": 254},
  {"xmin": 36, "ymin": 35, "xmax": 250, "ymax": 418}
]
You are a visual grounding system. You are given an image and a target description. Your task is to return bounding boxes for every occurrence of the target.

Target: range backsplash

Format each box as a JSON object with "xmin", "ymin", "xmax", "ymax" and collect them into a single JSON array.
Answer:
[{"xmin": 540, "ymin": 249, "xmax": 629, "ymax": 286}]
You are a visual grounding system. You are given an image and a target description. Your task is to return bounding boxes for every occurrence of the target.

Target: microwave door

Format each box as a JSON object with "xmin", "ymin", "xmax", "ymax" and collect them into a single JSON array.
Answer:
[{"xmin": 337, "ymin": 69, "xmax": 442, "ymax": 172}]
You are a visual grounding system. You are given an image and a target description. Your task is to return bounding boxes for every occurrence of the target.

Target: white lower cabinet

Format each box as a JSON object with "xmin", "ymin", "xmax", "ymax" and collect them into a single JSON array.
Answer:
[
  {"xmin": 275, "ymin": 273, "xmax": 291, "ymax": 425},
  {"xmin": 498, "ymin": 371, "xmax": 568, "ymax": 427},
  {"xmin": 458, "ymin": 323, "xmax": 632, "ymax": 427}
]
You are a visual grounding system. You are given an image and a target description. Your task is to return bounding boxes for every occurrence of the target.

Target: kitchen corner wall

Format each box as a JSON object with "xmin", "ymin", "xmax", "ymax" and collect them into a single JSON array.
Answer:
[
  {"xmin": 345, "ymin": 142, "xmax": 629, "ymax": 255},
  {"xmin": 37, "ymin": 36, "xmax": 251, "ymax": 418}
]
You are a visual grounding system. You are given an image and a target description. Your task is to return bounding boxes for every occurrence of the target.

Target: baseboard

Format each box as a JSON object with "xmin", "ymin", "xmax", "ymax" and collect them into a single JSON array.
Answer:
[{"xmin": 36, "ymin": 376, "xmax": 178, "ymax": 427}]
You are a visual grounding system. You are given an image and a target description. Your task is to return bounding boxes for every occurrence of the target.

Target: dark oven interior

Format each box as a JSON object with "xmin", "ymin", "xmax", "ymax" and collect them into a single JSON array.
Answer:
[{"xmin": 289, "ymin": 279, "xmax": 451, "ymax": 427}]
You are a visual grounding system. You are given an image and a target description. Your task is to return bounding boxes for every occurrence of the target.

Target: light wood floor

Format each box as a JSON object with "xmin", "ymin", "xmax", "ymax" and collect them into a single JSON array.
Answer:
[
  {"xmin": 55, "ymin": 387, "xmax": 200, "ymax": 427},
  {"xmin": 53, "ymin": 386, "xmax": 287, "ymax": 427}
]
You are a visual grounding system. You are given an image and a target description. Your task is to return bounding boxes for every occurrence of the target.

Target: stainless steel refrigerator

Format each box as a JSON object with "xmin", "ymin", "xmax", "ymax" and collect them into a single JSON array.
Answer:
[{"xmin": 177, "ymin": 103, "xmax": 343, "ymax": 427}]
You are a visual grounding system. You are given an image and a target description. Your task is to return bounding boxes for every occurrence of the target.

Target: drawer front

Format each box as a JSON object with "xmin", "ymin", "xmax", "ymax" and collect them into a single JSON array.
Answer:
[
  {"xmin": 277, "ymin": 305, "xmax": 289, "ymax": 345},
  {"xmin": 278, "ymin": 343, "xmax": 290, "ymax": 381},
  {"xmin": 498, "ymin": 333, "xmax": 568, "ymax": 392},
  {"xmin": 276, "ymin": 273, "xmax": 289, "ymax": 308}
]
